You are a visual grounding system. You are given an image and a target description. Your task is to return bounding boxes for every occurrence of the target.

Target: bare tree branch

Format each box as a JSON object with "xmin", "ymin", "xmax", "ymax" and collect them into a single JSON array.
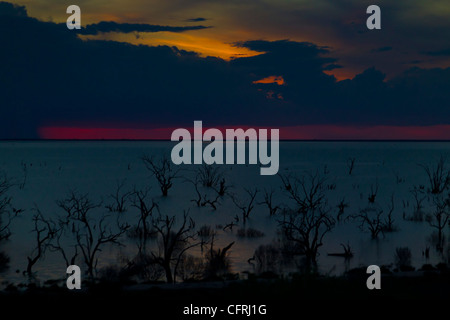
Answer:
[
  {"xmin": 0, "ymin": 174, "xmax": 16, "ymax": 242},
  {"xmin": 420, "ymin": 155, "xmax": 450, "ymax": 195},
  {"xmin": 258, "ymin": 188, "xmax": 280, "ymax": 216},
  {"xmin": 231, "ymin": 188, "xmax": 258, "ymax": 224},
  {"xmin": 57, "ymin": 191, "xmax": 130, "ymax": 281},
  {"xmin": 142, "ymin": 155, "xmax": 181, "ymax": 197},
  {"xmin": 427, "ymin": 195, "xmax": 450, "ymax": 251},
  {"xmin": 278, "ymin": 170, "xmax": 335, "ymax": 267},
  {"xmin": 105, "ymin": 179, "xmax": 133, "ymax": 213},
  {"xmin": 129, "ymin": 188, "xmax": 159, "ymax": 254},
  {"xmin": 350, "ymin": 205, "xmax": 385, "ymax": 239},
  {"xmin": 150, "ymin": 210, "xmax": 199, "ymax": 283},
  {"xmin": 26, "ymin": 209, "xmax": 58, "ymax": 277}
]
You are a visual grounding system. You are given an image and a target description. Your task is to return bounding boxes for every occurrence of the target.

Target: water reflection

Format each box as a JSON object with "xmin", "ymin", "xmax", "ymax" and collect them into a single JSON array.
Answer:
[{"xmin": 0, "ymin": 141, "xmax": 449, "ymax": 286}]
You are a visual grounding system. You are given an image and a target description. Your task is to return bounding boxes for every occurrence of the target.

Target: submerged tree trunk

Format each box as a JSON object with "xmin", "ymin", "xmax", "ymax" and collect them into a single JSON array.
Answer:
[{"xmin": 163, "ymin": 261, "xmax": 173, "ymax": 283}]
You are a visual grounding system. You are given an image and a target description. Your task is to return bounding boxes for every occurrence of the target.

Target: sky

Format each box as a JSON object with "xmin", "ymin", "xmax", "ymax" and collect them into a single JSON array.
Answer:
[{"xmin": 1, "ymin": 0, "xmax": 450, "ymax": 139}]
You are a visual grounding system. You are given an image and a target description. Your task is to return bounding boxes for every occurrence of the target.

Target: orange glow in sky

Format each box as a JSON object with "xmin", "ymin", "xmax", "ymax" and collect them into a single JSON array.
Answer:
[
  {"xmin": 79, "ymin": 31, "xmax": 261, "ymax": 60},
  {"xmin": 253, "ymin": 75, "xmax": 285, "ymax": 85}
]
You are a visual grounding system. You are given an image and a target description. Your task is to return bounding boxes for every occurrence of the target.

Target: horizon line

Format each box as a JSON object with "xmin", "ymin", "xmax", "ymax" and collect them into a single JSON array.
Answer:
[{"xmin": 3, "ymin": 139, "xmax": 450, "ymax": 142}]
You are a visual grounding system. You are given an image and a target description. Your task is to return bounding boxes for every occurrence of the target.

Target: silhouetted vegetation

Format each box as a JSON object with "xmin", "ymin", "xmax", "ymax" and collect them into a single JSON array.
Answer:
[
  {"xmin": 0, "ymin": 251, "xmax": 9, "ymax": 273},
  {"xmin": 420, "ymin": 155, "xmax": 450, "ymax": 195},
  {"xmin": 278, "ymin": 171, "xmax": 335, "ymax": 267},
  {"xmin": 328, "ymin": 243, "xmax": 353, "ymax": 258},
  {"xmin": 383, "ymin": 194, "xmax": 397, "ymax": 232},
  {"xmin": 253, "ymin": 243, "xmax": 282, "ymax": 274},
  {"xmin": 394, "ymin": 247, "xmax": 412, "ymax": 271},
  {"xmin": 0, "ymin": 174, "xmax": 14, "ymax": 242},
  {"xmin": 105, "ymin": 179, "xmax": 132, "ymax": 213},
  {"xmin": 336, "ymin": 197, "xmax": 349, "ymax": 221},
  {"xmin": 0, "ymin": 174, "xmax": 16, "ymax": 275},
  {"xmin": 351, "ymin": 205, "xmax": 385, "ymax": 239},
  {"xmin": 26, "ymin": 210, "xmax": 57, "ymax": 278},
  {"xmin": 204, "ymin": 241, "xmax": 234, "ymax": 280},
  {"xmin": 367, "ymin": 182, "xmax": 378, "ymax": 204},
  {"xmin": 278, "ymin": 171, "xmax": 327, "ymax": 213},
  {"xmin": 57, "ymin": 191, "xmax": 130, "ymax": 280},
  {"xmin": 185, "ymin": 175, "xmax": 221, "ymax": 210},
  {"xmin": 259, "ymin": 188, "xmax": 280, "ymax": 216},
  {"xmin": 231, "ymin": 188, "xmax": 258, "ymax": 224},
  {"xmin": 197, "ymin": 225, "xmax": 215, "ymax": 252},
  {"xmin": 196, "ymin": 164, "xmax": 225, "ymax": 189},
  {"xmin": 150, "ymin": 211, "xmax": 199, "ymax": 283},
  {"xmin": 2, "ymin": 150, "xmax": 450, "ymax": 295},
  {"xmin": 129, "ymin": 188, "xmax": 159, "ymax": 254},
  {"xmin": 347, "ymin": 157, "xmax": 356, "ymax": 175},
  {"xmin": 142, "ymin": 155, "xmax": 181, "ymax": 197},
  {"xmin": 409, "ymin": 186, "xmax": 426, "ymax": 221},
  {"xmin": 427, "ymin": 195, "xmax": 450, "ymax": 251}
]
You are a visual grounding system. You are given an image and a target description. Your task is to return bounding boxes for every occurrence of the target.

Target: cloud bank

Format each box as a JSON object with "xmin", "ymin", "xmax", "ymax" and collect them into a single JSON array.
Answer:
[
  {"xmin": 0, "ymin": 2, "xmax": 449, "ymax": 139},
  {"xmin": 79, "ymin": 21, "xmax": 210, "ymax": 35}
]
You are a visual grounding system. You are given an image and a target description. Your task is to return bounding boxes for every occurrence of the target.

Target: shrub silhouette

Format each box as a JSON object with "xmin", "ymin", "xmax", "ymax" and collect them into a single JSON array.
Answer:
[
  {"xmin": 420, "ymin": 156, "xmax": 450, "ymax": 195},
  {"xmin": 395, "ymin": 247, "xmax": 412, "ymax": 270},
  {"xmin": 204, "ymin": 241, "xmax": 234, "ymax": 280}
]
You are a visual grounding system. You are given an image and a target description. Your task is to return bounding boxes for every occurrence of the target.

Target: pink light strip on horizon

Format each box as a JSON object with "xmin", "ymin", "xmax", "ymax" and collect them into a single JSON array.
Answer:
[{"xmin": 38, "ymin": 125, "xmax": 450, "ymax": 140}]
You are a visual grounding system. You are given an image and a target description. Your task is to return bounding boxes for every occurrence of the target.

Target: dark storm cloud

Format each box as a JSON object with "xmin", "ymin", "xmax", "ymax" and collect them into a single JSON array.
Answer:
[
  {"xmin": 233, "ymin": 40, "xmax": 338, "ymax": 76},
  {"xmin": 1, "ymin": 1, "xmax": 450, "ymax": 139},
  {"xmin": 79, "ymin": 21, "xmax": 210, "ymax": 35},
  {"xmin": 185, "ymin": 17, "xmax": 207, "ymax": 22},
  {"xmin": 0, "ymin": 0, "xmax": 24, "ymax": 16},
  {"xmin": 231, "ymin": 0, "xmax": 450, "ymax": 76},
  {"xmin": 231, "ymin": 40, "xmax": 341, "ymax": 123},
  {"xmin": 4, "ymin": 0, "xmax": 450, "ymax": 78},
  {"xmin": 233, "ymin": 40, "xmax": 450, "ymax": 127},
  {"xmin": 0, "ymin": 2, "xmax": 268, "ymax": 138}
]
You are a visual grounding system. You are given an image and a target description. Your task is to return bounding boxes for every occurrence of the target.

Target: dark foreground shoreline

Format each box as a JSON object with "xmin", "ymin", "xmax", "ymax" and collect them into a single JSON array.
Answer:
[{"xmin": 1, "ymin": 273, "xmax": 449, "ymax": 314}]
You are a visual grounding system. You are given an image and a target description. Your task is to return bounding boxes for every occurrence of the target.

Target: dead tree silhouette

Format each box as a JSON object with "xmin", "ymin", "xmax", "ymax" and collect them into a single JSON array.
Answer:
[
  {"xmin": 204, "ymin": 239, "xmax": 235, "ymax": 280},
  {"xmin": 142, "ymin": 155, "xmax": 181, "ymax": 197},
  {"xmin": 26, "ymin": 209, "xmax": 57, "ymax": 277},
  {"xmin": 420, "ymin": 155, "xmax": 450, "ymax": 195},
  {"xmin": 49, "ymin": 226, "xmax": 79, "ymax": 268},
  {"xmin": 383, "ymin": 194, "xmax": 396, "ymax": 232},
  {"xmin": 347, "ymin": 157, "xmax": 356, "ymax": 175},
  {"xmin": 231, "ymin": 188, "xmax": 258, "ymax": 224},
  {"xmin": 427, "ymin": 195, "xmax": 450, "ymax": 251},
  {"xmin": 197, "ymin": 164, "xmax": 225, "ymax": 188},
  {"xmin": 150, "ymin": 210, "xmax": 199, "ymax": 283},
  {"xmin": 350, "ymin": 205, "xmax": 385, "ymax": 239},
  {"xmin": 278, "ymin": 171, "xmax": 327, "ymax": 213},
  {"xmin": 278, "ymin": 170, "xmax": 335, "ymax": 268},
  {"xmin": 105, "ymin": 179, "xmax": 133, "ymax": 213},
  {"xmin": 130, "ymin": 188, "xmax": 159, "ymax": 254},
  {"xmin": 57, "ymin": 191, "xmax": 130, "ymax": 281},
  {"xmin": 185, "ymin": 176, "xmax": 221, "ymax": 210},
  {"xmin": 368, "ymin": 182, "xmax": 378, "ymax": 204},
  {"xmin": 0, "ymin": 174, "xmax": 17, "ymax": 274},
  {"xmin": 410, "ymin": 186, "xmax": 426, "ymax": 221},
  {"xmin": 336, "ymin": 197, "xmax": 349, "ymax": 221},
  {"xmin": 258, "ymin": 188, "xmax": 280, "ymax": 216},
  {"xmin": 0, "ymin": 174, "xmax": 14, "ymax": 242}
]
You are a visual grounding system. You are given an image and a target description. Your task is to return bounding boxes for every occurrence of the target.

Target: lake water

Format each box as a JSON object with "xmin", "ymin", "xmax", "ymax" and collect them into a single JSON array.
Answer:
[{"xmin": 0, "ymin": 141, "xmax": 449, "ymax": 285}]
